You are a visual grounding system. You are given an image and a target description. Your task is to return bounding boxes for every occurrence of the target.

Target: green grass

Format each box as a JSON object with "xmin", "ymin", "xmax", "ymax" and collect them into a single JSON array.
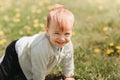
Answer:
[{"xmin": 0, "ymin": 0, "xmax": 120, "ymax": 79}]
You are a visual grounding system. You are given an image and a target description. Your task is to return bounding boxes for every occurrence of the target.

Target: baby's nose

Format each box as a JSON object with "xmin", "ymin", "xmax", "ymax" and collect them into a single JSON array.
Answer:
[{"xmin": 59, "ymin": 36, "xmax": 66, "ymax": 41}]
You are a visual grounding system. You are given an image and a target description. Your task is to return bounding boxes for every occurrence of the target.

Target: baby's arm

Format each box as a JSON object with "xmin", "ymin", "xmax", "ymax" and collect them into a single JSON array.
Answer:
[{"xmin": 61, "ymin": 41, "xmax": 74, "ymax": 79}]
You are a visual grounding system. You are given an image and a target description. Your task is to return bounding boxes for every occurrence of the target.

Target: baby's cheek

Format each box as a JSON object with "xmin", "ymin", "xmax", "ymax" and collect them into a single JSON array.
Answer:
[{"xmin": 66, "ymin": 38, "xmax": 70, "ymax": 43}]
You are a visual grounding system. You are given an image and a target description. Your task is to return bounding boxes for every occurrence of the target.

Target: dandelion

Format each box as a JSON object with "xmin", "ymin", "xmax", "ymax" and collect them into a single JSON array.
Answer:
[
  {"xmin": 19, "ymin": 30, "xmax": 24, "ymax": 35},
  {"xmin": 31, "ymin": 6, "xmax": 37, "ymax": 13},
  {"xmin": 24, "ymin": 25, "xmax": 31, "ymax": 34},
  {"xmin": 105, "ymin": 35, "xmax": 109, "ymax": 39},
  {"xmin": 31, "ymin": 9, "xmax": 36, "ymax": 13},
  {"xmin": 72, "ymin": 32, "xmax": 75, "ymax": 36},
  {"xmin": 103, "ymin": 26, "xmax": 109, "ymax": 32},
  {"xmin": 38, "ymin": 31, "xmax": 42, "ymax": 34},
  {"xmin": 47, "ymin": 5, "xmax": 52, "ymax": 10},
  {"xmin": 9, "ymin": 23, "xmax": 14, "ymax": 27},
  {"xmin": 0, "ymin": 30, "xmax": 4, "ymax": 36},
  {"xmin": 15, "ymin": 8, "xmax": 20, "ymax": 12},
  {"xmin": 0, "ymin": 2, "xmax": 3, "ymax": 11},
  {"xmin": 106, "ymin": 49, "xmax": 114, "ymax": 55},
  {"xmin": 117, "ymin": 50, "xmax": 120, "ymax": 55},
  {"xmin": 34, "ymin": 23, "xmax": 39, "ymax": 27},
  {"xmin": 109, "ymin": 42, "xmax": 114, "ymax": 47},
  {"xmin": 94, "ymin": 48, "xmax": 100, "ymax": 53},
  {"xmin": 3, "ymin": 15, "xmax": 9, "ymax": 21},
  {"xmin": 40, "ymin": 23, "xmax": 45, "ymax": 28},
  {"xmin": 98, "ymin": 5, "xmax": 103, "ymax": 11},
  {"xmin": 15, "ymin": 13, "xmax": 21, "ymax": 18},
  {"xmin": 26, "ymin": 16, "xmax": 30, "ymax": 20},
  {"xmin": 33, "ymin": 19, "xmax": 39, "ymax": 23},
  {"xmin": 87, "ymin": 16, "xmax": 93, "ymax": 20},
  {"xmin": 36, "ymin": 9, "xmax": 42, "ymax": 14},
  {"xmin": 116, "ymin": 46, "xmax": 120, "ymax": 50},
  {"xmin": 24, "ymin": 25, "xmax": 31, "ymax": 31},
  {"xmin": 13, "ymin": 18, "xmax": 20, "ymax": 23},
  {"xmin": 38, "ymin": 1, "xmax": 44, "ymax": 6},
  {"xmin": 0, "ymin": 39, "xmax": 7, "ymax": 45},
  {"xmin": 96, "ymin": 73, "xmax": 101, "ymax": 77},
  {"xmin": 116, "ymin": 0, "xmax": 120, "ymax": 4}
]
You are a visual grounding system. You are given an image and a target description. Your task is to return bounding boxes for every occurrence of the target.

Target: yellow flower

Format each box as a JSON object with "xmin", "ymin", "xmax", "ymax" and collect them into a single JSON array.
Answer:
[
  {"xmin": 38, "ymin": 1, "xmax": 44, "ymax": 6},
  {"xmin": 34, "ymin": 23, "xmax": 39, "ymax": 27},
  {"xmin": 33, "ymin": 19, "xmax": 39, "ymax": 23},
  {"xmin": 87, "ymin": 16, "xmax": 93, "ymax": 20},
  {"xmin": 13, "ymin": 18, "xmax": 20, "ymax": 23},
  {"xmin": 40, "ymin": 23, "xmax": 45, "ymax": 28},
  {"xmin": 109, "ymin": 42, "xmax": 114, "ymax": 47},
  {"xmin": 116, "ymin": 46, "xmax": 120, "ymax": 50},
  {"xmin": 0, "ymin": 31, "xmax": 4, "ymax": 36},
  {"xmin": 19, "ymin": 30, "xmax": 24, "ymax": 35},
  {"xmin": 98, "ymin": 5, "xmax": 103, "ymax": 11},
  {"xmin": 3, "ymin": 15, "xmax": 9, "ymax": 21},
  {"xmin": 24, "ymin": 25, "xmax": 31, "ymax": 34},
  {"xmin": 31, "ymin": 6, "xmax": 36, "ymax": 13},
  {"xmin": 15, "ymin": 8, "xmax": 20, "ymax": 12},
  {"xmin": 47, "ymin": 5, "xmax": 52, "ymax": 10},
  {"xmin": 96, "ymin": 73, "xmax": 102, "ymax": 77},
  {"xmin": 117, "ymin": 50, "xmax": 120, "ymax": 55},
  {"xmin": 72, "ymin": 32, "xmax": 75, "ymax": 36},
  {"xmin": 106, "ymin": 49, "xmax": 114, "ymax": 55},
  {"xmin": 15, "ymin": 13, "xmax": 21, "ymax": 18},
  {"xmin": 94, "ymin": 48, "xmax": 100, "ymax": 53},
  {"xmin": 26, "ymin": 16, "xmax": 30, "ymax": 20},
  {"xmin": 0, "ymin": 39, "xmax": 7, "ymax": 45},
  {"xmin": 105, "ymin": 35, "xmax": 109, "ymax": 39},
  {"xmin": 36, "ymin": 9, "xmax": 42, "ymax": 14},
  {"xmin": 24, "ymin": 25, "xmax": 31, "ymax": 31},
  {"xmin": 103, "ymin": 26, "xmax": 109, "ymax": 32},
  {"xmin": 38, "ymin": 31, "xmax": 42, "ymax": 34},
  {"xmin": 0, "ymin": 2, "xmax": 3, "ymax": 11},
  {"xmin": 116, "ymin": 0, "xmax": 120, "ymax": 4}
]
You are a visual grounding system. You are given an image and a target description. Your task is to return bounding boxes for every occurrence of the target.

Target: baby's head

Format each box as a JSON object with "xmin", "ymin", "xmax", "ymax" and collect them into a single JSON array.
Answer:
[{"xmin": 46, "ymin": 4, "xmax": 74, "ymax": 48}]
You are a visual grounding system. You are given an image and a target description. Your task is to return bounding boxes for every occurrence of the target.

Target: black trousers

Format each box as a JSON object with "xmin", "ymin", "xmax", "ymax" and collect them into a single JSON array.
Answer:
[{"xmin": 0, "ymin": 40, "xmax": 27, "ymax": 80}]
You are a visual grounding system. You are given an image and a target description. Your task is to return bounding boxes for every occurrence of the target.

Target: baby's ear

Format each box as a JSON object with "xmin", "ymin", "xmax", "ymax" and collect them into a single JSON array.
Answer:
[
  {"xmin": 45, "ymin": 26, "xmax": 50, "ymax": 36},
  {"xmin": 45, "ymin": 26, "xmax": 48, "ymax": 31}
]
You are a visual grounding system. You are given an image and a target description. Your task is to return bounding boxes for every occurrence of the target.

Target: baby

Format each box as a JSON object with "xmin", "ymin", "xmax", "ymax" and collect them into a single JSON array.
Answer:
[{"xmin": 0, "ymin": 4, "xmax": 75, "ymax": 80}]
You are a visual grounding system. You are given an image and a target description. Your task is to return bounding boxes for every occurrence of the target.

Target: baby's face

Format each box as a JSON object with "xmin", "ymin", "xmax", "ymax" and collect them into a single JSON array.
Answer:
[{"xmin": 46, "ymin": 21, "xmax": 73, "ymax": 48}]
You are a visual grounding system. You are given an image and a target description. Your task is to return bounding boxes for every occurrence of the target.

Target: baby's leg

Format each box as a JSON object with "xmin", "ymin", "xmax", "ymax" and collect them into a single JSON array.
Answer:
[{"xmin": 0, "ymin": 40, "xmax": 27, "ymax": 80}]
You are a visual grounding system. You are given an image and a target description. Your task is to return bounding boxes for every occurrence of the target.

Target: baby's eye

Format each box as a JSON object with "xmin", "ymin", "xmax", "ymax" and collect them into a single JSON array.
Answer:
[
  {"xmin": 65, "ymin": 33, "xmax": 71, "ymax": 37},
  {"xmin": 54, "ymin": 33, "xmax": 60, "ymax": 34},
  {"xmin": 53, "ymin": 33, "xmax": 60, "ymax": 36}
]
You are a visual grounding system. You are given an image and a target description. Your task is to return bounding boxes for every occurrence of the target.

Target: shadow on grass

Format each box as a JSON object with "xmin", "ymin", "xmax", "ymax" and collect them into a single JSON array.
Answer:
[{"xmin": 45, "ymin": 72, "xmax": 81, "ymax": 80}]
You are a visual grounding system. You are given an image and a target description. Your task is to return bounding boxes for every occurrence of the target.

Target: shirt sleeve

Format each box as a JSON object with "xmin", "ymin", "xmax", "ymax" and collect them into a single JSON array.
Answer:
[
  {"xmin": 31, "ymin": 45, "xmax": 49, "ymax": 80},
  {"xmin": 61, "ymin": 41, "xmax": 74, "ymax": 77}
]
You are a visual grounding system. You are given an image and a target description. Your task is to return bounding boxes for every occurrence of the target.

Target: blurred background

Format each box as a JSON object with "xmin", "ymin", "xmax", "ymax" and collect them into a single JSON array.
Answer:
[{"xmin": 0, "ymin": 0, "xmax": 120, "ymax": 79}]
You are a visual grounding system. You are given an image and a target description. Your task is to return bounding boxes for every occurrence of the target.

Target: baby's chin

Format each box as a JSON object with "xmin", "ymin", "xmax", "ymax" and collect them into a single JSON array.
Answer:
[{"xmin": 56, "ymin": 44, "xmax": 65, "ymax": 48}]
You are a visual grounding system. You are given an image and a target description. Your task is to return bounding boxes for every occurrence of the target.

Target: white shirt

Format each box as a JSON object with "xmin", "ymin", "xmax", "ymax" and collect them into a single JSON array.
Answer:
[{"xmin": 15, "ymin": 32, "xmax": 74, "ymax": 80}]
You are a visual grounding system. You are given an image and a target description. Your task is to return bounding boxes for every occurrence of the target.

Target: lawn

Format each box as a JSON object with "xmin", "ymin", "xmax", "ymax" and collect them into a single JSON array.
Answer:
[{"xmin": 0, "ymin": 0, "xmax": 120, "ymax": 80}]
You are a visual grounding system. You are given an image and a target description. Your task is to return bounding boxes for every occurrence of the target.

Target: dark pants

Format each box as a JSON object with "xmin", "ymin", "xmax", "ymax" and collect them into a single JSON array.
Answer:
[{"xmin": 0, "ymin": 40, "xmax": 27, "ymax": 80}]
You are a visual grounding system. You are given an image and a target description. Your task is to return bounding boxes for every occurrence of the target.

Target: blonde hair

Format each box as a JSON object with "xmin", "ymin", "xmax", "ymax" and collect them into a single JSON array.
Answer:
[{"xmin": 47, "ymin": 4, "xmax": 74, "ymax": 30}]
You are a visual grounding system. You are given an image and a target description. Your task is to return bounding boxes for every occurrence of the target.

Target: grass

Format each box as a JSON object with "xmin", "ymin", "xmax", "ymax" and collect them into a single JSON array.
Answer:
[{"xmin": 0, "ymin": 0, "xmax": 120, "ymax": 79}]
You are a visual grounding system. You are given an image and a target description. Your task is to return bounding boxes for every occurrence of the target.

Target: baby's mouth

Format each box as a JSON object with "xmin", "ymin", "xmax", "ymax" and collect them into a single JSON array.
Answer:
[{"xmin": 56, "ymin": 41, "xmax": 65, "ymax": 45}]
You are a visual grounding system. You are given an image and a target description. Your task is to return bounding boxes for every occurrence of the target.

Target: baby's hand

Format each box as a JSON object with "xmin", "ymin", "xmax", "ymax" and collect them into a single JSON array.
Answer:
[{"xmin": 64, "ymin": 77, "xmax": 75, "ymax": 80}]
